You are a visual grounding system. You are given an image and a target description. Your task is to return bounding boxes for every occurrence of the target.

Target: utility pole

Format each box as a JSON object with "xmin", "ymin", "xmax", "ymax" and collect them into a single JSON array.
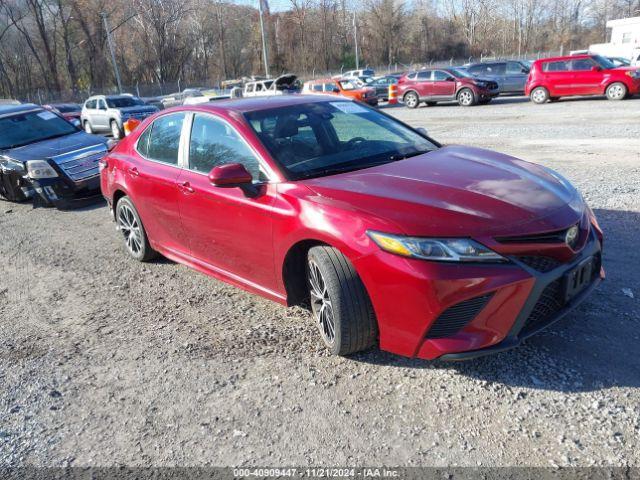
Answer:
[
  {"xmin": 101, "ymin": 12, "xmax": 123, "ymax": 94},
  {"xmin": 258, "ymin": 0, "xmax": 270, "ymax": 77},
  {"xmin": 353, "ymin": 12, "xmax": 359, "ymax": 70}
]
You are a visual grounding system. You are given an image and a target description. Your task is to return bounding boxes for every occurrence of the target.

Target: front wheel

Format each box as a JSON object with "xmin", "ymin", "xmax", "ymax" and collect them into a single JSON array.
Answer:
[
  {"xmin": 307, "ymin": 246, "xmax": 377, "ymax": 356},
  {"xmin": 530, "ymin": 86, "xmax": 549, "ymax": 104},
  {"xmin": 403, "ymin": 91, "xmax": 420, "ymax": 109},
  {"xmin": 110, "ymin": 120, "xmax": 123, "ymax": 139},
  {"xmin": 457, "ymin": 88, "xmax": 476, "ymax": 106},
  {"xmin": 116, "ymin": 196, "xmax": 157, "ymax": 262},
  {"xmin": 84, "ymin": 121, "xmax": 93, "ymax": 134},
  {"xmin": 606, "ymin": 82, "xmax": 627, "ymax": 101}
]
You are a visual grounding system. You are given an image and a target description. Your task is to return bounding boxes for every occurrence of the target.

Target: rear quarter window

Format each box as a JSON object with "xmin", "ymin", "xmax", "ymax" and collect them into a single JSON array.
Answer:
[{"xmin": 542, "ymin": 61, "xmax": 569, "ymax": 72}]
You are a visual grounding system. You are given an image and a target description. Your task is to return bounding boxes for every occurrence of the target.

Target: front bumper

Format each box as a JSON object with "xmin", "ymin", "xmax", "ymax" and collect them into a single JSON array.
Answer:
[
  {"xmin": 354, "ymin": 229, "xmax": 603, "ymax": 360},
  {"xmin": 31, "ymin": 175, "xmax": 102, "ymax": 209}
]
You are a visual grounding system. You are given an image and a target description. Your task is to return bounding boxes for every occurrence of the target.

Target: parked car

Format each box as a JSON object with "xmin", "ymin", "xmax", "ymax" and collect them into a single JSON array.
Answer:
[
  {"xmin": 335, "ymin": 68, "xmax": 375, "ymax": 79},
  {"xmin": 365, "ymin": 75, "xmax": 402, "ymax": 101},
  {"xmin": 302, "ymin": 78, "xmax": 378, "ymax": 106},
  {"xmin": 243, "ymin": 74, "xmax": 300, "ymax": 97},
  {"xmin": 464, "ymin": 60, "xmax": 530, "ymax": 94},
  {"xmin": 101, "ymin": 95, "xmax": 603, "ymax": 360},
  {"xmin": 81, "ymin": 95, "xmax": 159, "ymax": 138},
  {"xmin": 0, "ymin": 103, "xmax": 109, "ymax": 207},
  {"xmin": 43, "ymin": 103, "xmax": 82, "ymax": 123},
  {"xmin": 525, "ymin": 54, "xmax": 640, "ymax": 103},
  {"xmin": 397, "ymin": 68, "xmax": 499, "ymax": 107}
]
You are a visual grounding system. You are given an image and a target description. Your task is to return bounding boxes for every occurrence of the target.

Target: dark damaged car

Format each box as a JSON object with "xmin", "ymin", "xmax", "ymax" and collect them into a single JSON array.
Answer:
[{"xmin": 0, "ymin": 103, "xmax": 109, "ymax": 208}]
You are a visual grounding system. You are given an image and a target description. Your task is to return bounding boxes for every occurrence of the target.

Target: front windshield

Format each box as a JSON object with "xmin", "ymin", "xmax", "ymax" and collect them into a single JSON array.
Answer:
[
  {"xmin": 245, "ymin": 101, "xmax": 437, "ymax": 180},
  {"xmin": 0, "ymin": 109, "xmax": 77, "ymax": 150},
  {"xmin": 339, "ymin": 80, "xmax": 357, "ymax": 91},
  {"xmin": 448, "ymin": 68, "xmax": 472, "ymax": 78},
  {"xmin": 106, "ymin": 97, "xmax": 145, "ymax": 108},
  {"xmin": 593, "ymin": 55, "xmax": 616, "ymax": 70}
]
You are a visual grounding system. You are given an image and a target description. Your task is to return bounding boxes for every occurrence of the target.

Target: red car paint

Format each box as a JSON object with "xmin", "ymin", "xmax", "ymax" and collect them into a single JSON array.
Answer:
[
  {"xmin": 101, "ymin": 95, "xmax": 604, "ymax": 360},
  {"xmin": 396, "ymin": 68, "xmax": 499, "ymax": 105},
  {"xmin": 525, "ymin": 54, "xmax": 640, "ymax": 100}
]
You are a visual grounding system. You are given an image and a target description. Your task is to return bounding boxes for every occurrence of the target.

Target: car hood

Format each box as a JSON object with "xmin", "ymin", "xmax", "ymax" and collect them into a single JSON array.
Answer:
[
  {"xmin": 2, "ymin": 131, "xmax": 107, "ymax": 163},
  {"xmin": 300, "ymin": 146, "xmax": 584, "ymax": 237},
  {"xmin": 118, "ymin": 105, "xmax": 158, "ymax": 114}
]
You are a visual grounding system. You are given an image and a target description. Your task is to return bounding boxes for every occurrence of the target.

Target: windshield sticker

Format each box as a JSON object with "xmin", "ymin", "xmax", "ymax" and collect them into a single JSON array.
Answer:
[
  {"xmin": 37, "ymin": 111, "xmax": 57, "ymax": 120},
  {"xmin": 330, "ymin": 102, "xmax": 369, "ymax": 114}
]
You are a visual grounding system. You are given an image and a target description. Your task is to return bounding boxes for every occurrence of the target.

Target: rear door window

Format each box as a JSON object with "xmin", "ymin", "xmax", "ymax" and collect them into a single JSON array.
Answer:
[
  {"xmin": 417, "ymin": 71, "xmax": 432, "ymax": 81},
  {"xmin": 543, "ymin": 61, "xmax": 569, "ymax": 72},
  {"xmin": 144, "ymin": 113, "xmax": 185, "ymax": 165},
  {"xmin": 433, "ymin": 70, "xmax": 452, "ymax": 81}
]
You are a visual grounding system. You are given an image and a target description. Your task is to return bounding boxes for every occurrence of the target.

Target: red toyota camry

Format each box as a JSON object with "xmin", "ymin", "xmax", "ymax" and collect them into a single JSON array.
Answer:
[{"xmin": 100, "ymin": 95, "xmax": 603, "ymax": 360}]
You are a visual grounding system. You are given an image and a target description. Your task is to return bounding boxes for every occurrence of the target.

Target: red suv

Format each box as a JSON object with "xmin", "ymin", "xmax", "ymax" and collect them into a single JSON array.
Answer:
[
  {"xmin": 525, "ymin": 54, "xmax": 640, "ymax": 103},
  {"xmin": 101, "ymin": 95, "xmax": 603, "ymax": 360},
  {"xmin": 397, "ymin": 68, "xmax": 499, "ymax": 108}
]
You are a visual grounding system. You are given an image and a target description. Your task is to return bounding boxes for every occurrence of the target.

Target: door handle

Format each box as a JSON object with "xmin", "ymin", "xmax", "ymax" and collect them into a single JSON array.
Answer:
[
  {"xmin": 178, "ymin": 181, "xmax": 195, "ymax": 193},
  {"xmin": 127, "ymin": 167, "xmax": 139, "ymax": 176}
]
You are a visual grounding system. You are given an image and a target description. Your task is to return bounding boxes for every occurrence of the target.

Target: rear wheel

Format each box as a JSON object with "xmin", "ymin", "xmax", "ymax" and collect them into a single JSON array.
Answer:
[
  {"xmin": 403, "ymin": 91, "xmax": 419, "ymax": 109},
  {"xmin": 457, "ymin": 88, "xmax": 476, "ymax": 106},
  {"xmin": 606, "ymin": 82, "xmax": 627, "ymax": 101},
  {"xmin": 0, "ymin": 172, "xmax": 27, "ymax": 202},
  {"xmin": 530, "ymin": 86, "xmax": 549, "ymax": 104},
  {"xmin": 307, "ymin": 246, "xmax": 377, "ymax": 356},
  {"xmin": 116, "ymin": 196, "xmax": 157, "ymax": 262}
]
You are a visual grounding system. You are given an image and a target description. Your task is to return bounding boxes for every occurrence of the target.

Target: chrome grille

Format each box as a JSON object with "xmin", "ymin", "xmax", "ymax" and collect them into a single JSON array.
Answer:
[{"xmin": 50, "ymin": 144, "xmax": 107, "ymax": 181}]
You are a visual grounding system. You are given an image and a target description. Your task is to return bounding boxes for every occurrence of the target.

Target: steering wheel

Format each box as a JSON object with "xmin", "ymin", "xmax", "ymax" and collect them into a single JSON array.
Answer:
[{"xmin": 346, "ymin": 137, "xmax": 366, "ymax": 149}]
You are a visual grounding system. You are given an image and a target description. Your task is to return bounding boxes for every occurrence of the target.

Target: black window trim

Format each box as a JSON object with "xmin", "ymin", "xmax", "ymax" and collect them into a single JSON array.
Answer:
[
  {"xmin": 134, "ymin": 111, "xmax": 188, "ymax": 169},
  {"xmin": 182, "ymin": 111, "xmax": 275, "ymax": 183}
]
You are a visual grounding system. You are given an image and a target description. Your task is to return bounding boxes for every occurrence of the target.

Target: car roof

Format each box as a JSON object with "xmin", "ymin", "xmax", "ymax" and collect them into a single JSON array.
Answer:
[
  {"xmin": 0, "ymin": 103, "xmax": 41, "ymax": 117},
  {"xmin": 535, "ymin": 54, "xmax": 593, "ymax": 63},
  {"xmin": 168, "ymin": 94, "xmax": 353, "ymax": 114}
]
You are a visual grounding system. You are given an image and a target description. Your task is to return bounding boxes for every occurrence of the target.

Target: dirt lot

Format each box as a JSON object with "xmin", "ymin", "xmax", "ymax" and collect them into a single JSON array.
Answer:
[{"xmin": 1, "ymin": 96, "xmax": 639, "ymax": 468}]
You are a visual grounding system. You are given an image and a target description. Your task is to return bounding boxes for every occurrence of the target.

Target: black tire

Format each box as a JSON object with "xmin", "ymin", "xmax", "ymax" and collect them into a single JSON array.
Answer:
[
  {"xmin": 307, "ymin": 246, "xmax": 377, "ymax": 356},
  {"xmin": 0, "ymin": 171, "xmax": 27, "ymax": 202},
  {"xmin": 530, "ymin": 86, "xmax": 549, "ymax": 104},
  {"xmin": 115, "ymin": 196, "xmax": 157, "ymax": 262},
  {"xmin": 83, "ymin": 121, "xmax": 93, "ymax": 134},
  {"xmin": 606, "ymin": 82, "xmax": 627, "ymax": 101},
  {"xmin": 457, "ymin": 88, "xmax": 476, "ymax": 106},
  {"xmin": 110, "ymin": 120, "xmax": 123, "ymax": 139},
  {"xmin": 403, "ymin": 91, "xmax": 420, "ymax": 109}
]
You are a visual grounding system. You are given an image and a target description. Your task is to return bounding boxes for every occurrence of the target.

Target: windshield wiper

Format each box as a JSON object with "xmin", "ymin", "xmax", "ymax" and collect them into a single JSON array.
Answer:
[{"xmin": 388, "ymin": 149, "xmax": 431, "ymax": 162}]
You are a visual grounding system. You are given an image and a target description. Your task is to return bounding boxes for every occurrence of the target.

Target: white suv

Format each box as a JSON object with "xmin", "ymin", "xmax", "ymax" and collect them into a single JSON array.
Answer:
[{"xmin": 81, "ymin": 95, "xmax": 158, "ymax": 138}]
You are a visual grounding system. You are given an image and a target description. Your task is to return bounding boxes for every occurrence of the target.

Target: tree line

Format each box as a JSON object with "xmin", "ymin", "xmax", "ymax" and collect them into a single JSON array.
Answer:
[{"xmin": 0, "ymin": 0, "xmax": 638, "ymax": 100}]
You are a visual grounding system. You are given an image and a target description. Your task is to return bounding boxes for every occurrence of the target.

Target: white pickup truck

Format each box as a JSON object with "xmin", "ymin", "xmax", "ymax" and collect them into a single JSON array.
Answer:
[{"xmin": 243, "ymin": 74, "xmax": 299, "ymax": 97}]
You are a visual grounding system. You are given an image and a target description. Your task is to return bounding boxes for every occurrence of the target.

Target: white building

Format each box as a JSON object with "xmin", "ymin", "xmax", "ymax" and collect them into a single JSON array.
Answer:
[{"xmin": 589, "ymin": 16, "xmax": 640, "ymax": 65}]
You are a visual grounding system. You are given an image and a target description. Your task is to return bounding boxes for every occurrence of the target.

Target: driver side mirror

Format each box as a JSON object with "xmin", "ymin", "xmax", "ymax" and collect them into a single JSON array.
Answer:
[
  {"xmin": 591, "ymin": 65, "xmax": 601, "ymax": 72},
  {"xmin": 445, "ymin": 76, "xmax": 455, "ymax": 82},
  {"xmin": 209, "ymin": 163, "xmax": 253, "ymax": 187}
]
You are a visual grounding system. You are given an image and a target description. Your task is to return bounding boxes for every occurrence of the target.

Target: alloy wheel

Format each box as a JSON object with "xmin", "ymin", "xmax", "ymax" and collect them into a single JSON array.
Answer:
[
  {"xmin": 117, "ymin": 204, "xmax": 143, "ymax": 256},
  {"xmin": 308, "ymin": 260, "xmax": 336, "ymax": 345},
  {"xmin": 404, "ymin": 93, "xmax": 418, "ymax": 108},
  {"xmin": 607, "ymin": 84, "xmax": 625, "ymax": 100},
  {"xmin": 458, "ymin": 90, "xmax": 473, "ymax": 106},
  {"xmin": 531, "ymin": 88, "xmax": 547, "ymax": 104}
]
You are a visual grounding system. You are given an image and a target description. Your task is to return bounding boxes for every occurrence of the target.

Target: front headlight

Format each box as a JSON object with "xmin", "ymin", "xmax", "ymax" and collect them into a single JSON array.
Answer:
[
  {"xmin": 26, "ymin": 160, "xmax": 58, "ymax": 179},
  {"xmin": 367, "ymin": 231, "xmax": 506, "ymax": 263}
]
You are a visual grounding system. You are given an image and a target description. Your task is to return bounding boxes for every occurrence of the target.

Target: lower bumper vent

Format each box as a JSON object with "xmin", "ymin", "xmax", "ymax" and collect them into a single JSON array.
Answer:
[{"xmin": 426, "ymin": 294, "xmax": 492, "ymax": 339}]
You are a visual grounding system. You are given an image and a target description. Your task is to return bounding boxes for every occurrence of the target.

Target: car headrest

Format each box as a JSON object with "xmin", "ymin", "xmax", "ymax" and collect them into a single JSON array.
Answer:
[{"xmin": 274, "ymin": 115, "xmax": 299, "ymax": 138}]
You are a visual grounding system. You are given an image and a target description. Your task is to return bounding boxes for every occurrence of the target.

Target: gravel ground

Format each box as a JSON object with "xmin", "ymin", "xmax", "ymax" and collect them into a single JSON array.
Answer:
[{"xmin": 1, "ymin": 96, "xmax": 639, "ymax": 468}]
